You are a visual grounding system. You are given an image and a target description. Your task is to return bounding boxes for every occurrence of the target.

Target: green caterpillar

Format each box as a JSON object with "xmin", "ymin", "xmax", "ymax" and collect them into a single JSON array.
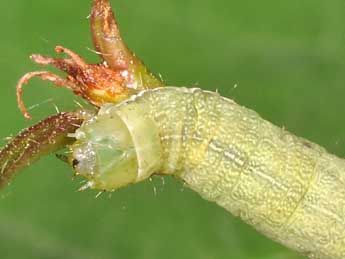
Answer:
[{"xmin": 70, "ymin": 87, "xmax": 345, "ymax": 259}]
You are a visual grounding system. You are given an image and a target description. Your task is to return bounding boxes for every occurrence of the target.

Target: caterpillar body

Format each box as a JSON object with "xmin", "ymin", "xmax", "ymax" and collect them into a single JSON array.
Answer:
[{"xmin": 70, "ymin": 87, "xmax": 345, "ymax": 259}]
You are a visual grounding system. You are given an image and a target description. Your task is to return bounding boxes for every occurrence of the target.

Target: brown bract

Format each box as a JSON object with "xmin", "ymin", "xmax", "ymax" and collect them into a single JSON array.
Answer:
[
  {"xmin": 16, "ymin": 0, "xmax": 163, "ymax": 120},
  {"xmin": 0, "ymin": 0, "xmax": 165, "ymax": 190},
  {"xmin": 16, "ymin": 46, "xmax": 129, "ymax": 120}
]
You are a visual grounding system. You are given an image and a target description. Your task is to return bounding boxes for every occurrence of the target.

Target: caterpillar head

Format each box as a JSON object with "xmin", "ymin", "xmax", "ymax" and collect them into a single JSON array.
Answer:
[{"xmin": 69, "ymin": 103, "xmax": 163, "ymax": 191}]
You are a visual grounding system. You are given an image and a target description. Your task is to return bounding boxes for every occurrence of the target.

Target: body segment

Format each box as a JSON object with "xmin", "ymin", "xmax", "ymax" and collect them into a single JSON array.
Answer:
[
  {"xmin": 71, "ymin": 87, "xmax": 345, "ymax": 258},
  {"xmin": 3, "ymin": 0, "xmax": 341, "ymax": 257}
]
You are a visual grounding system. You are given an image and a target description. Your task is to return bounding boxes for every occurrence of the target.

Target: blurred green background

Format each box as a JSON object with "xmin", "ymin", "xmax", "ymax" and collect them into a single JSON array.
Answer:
[{"xmin": 1, "ymin": 0, "xmax": 345, "ymax": 258}]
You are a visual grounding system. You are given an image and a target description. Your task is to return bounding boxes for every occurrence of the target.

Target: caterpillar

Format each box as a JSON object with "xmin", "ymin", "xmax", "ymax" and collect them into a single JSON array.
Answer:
[
  {"xmin": 69, "ymin": 86, "xmax": 345, "ymax": 259},
  {"xmin": 2, "ymin": 0, "xmax": 343, "ymax": 258}
]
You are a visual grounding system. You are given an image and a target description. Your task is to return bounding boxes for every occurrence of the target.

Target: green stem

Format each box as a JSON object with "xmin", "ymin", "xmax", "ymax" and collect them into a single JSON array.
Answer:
[{"xmin": 90, "ymin": 0, "xmax": 164, "ymax": 89}]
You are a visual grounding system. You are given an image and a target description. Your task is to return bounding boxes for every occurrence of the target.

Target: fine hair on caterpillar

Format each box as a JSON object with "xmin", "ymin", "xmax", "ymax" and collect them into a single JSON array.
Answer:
[
  {"xmin": 1, "ymin": 1, "xmax": 344, "ymax": 259},
  {"xmin": 69, "ymin": 87, "xmax": 345, "ymax": 259}
]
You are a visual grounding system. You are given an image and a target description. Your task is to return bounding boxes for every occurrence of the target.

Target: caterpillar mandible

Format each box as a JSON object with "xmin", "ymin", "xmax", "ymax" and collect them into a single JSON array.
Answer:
[{"xmin": 70, "ymin": 87, "xmax": 345, "ymax": 259}]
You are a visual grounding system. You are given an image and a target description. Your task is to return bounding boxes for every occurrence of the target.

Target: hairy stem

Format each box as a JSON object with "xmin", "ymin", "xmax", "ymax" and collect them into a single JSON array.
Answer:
[{"xmin": 0, "ymin": 111, "xmax": 89, "ymax": 188}]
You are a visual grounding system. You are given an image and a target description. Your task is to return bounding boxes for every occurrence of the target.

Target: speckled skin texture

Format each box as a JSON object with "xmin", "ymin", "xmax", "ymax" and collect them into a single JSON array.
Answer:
[{"xmin": 103, "ymin": 87, "xmax": 345, "ymax": 258}]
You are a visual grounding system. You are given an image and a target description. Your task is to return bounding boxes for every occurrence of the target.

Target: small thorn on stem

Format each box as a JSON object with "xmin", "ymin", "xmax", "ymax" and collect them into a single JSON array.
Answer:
[
  {"xmin": 78, "ymin": 181, "xmax": 94, "ymax": 191},
  {"xmin": 95, "ymin": 191, "xmax": 104, "ymax": 198}
]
